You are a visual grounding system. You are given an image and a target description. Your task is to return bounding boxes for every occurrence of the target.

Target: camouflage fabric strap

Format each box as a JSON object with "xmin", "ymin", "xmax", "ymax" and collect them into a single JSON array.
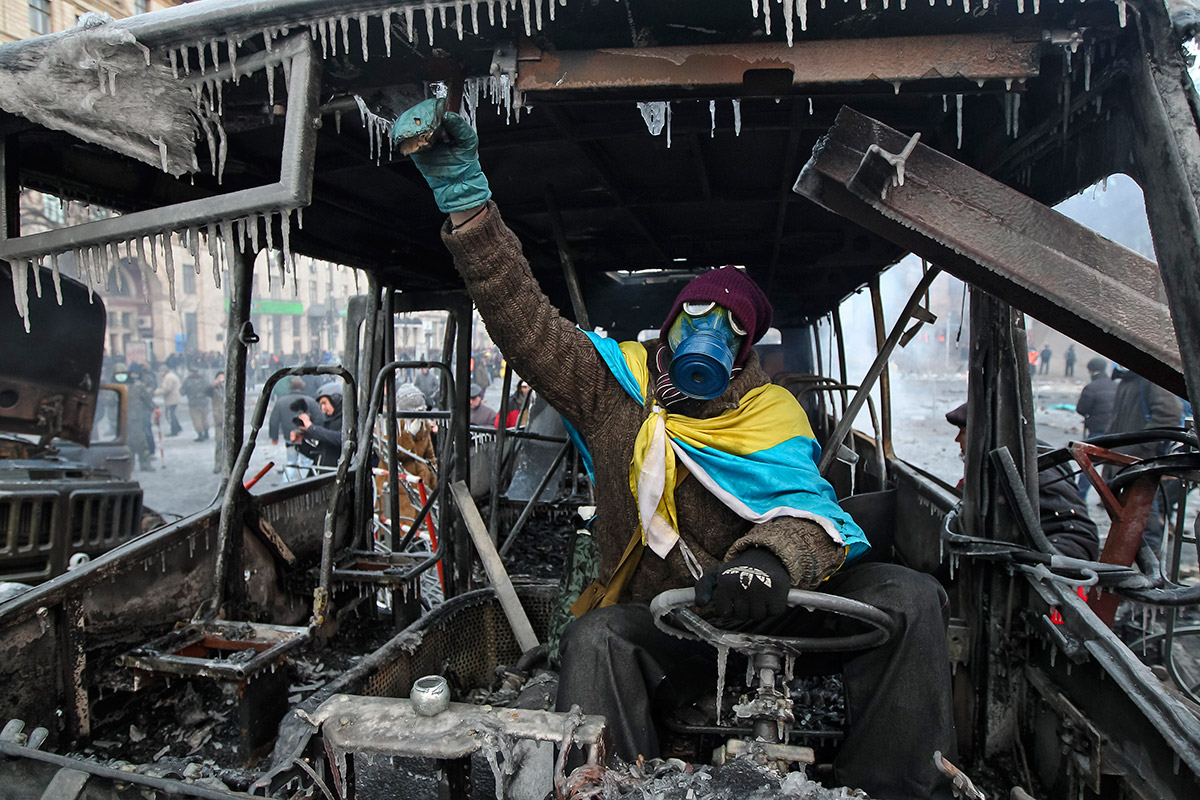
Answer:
[{"xmin": 569, "ymin": 527, "xmax": 645, "ymax": 618}]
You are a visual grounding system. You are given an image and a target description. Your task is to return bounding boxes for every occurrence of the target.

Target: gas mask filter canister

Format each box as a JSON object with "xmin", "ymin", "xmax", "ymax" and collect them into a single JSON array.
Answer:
[{"xmin": 667, "ymin": 302, "xmax": 746, "ymax": 400}]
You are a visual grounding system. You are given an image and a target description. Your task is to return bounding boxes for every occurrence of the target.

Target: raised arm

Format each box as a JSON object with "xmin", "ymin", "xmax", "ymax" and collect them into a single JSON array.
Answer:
[{"xmin": 394, "ymin": 103, "xmax": 619, "ymax": 431}]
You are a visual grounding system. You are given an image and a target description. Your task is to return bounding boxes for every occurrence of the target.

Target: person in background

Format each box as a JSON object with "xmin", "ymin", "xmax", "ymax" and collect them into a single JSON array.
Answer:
[
  {"xmin": 947, "ymin": 403, "xmax": 1099, "ymax": 560},
  {"xmin": 181, "ymin": 368, "xmax": 212, "ymax": 442},
  {"xmin": 211, "ymin": 371, "xmax": 226, "ymax": 474},
  {"xmin": 1104, "ymin": 367, "xmax": 1184, "ymax": 551},
  {"xmin": 1064, "ymin": 344, "xmax": 1077, "ymax": 378},
  {"xmin": 501, "ymin": 378, "xmax": 533, "ymax": 428},
  {"xmin": 126, "ymin": 364, "xmax": 157, "ymax": 473},
  {"xmin": 155, "ymin": 365, "xmax": 183, "ymax": 436},
  {"xmin": 1040, "ymin": 344, "xmax": 1053, "ymax": 375},
  {"xmin": 415, "ymin": 366, "xmax": 440, "ymax": 409},
  {"xmin": 270, "ymin": 377, "xmax": 323, "ymax": 481},
  {"xmin": 290, "ymin": 383, "xmax": 344, "ymax": 469},
  {"xmin": 1075, "ymin": 357, "xmax": 1118, "ymax": 498},
  {"xmin": 468, "ymin": 384, "xmax": 497, "ymax": 428}
]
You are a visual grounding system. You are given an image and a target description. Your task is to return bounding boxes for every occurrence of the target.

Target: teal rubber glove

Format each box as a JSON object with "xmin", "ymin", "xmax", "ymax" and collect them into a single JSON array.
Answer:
[{"xmin": 391, "ymin": 99, "xmax": 492, "ymax": 214}]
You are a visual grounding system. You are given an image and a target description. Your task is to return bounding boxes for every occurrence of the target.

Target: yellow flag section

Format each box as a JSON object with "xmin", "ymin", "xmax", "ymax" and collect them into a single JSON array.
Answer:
[{"xmin": 587, "ymin": 332, "xmax": 870, "ymax": 563}]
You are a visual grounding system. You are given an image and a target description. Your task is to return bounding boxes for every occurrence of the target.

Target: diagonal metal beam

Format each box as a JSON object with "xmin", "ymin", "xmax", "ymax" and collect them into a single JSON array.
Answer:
[{"xmin": 794, "ymin": 107, "xmax": 1184, "ymax": 396}]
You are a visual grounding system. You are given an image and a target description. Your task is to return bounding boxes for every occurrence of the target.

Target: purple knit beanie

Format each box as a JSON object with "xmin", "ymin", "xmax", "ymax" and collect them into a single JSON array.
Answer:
[{"xmin": 659, "ymin": 267, "xmax": 774, "ymax": 366}]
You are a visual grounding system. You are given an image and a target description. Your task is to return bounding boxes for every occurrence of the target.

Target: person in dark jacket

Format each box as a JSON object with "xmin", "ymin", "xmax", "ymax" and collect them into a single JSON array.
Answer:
[
  {"xmin": 946, "ymin": 403, "xmax": 1099, "ymax": 560},
  {"xmin": 290, "ymin": 382, "xmax": 343, "ymax": 469},
  {"xmin": 270, "ymin": 377, "xmax": 324, "ymax": 480},
  {"xmin": 1103, "ymin": 368, "xmax": 1184, "ymax": 551},
  {"xmin": 398, "ymin": 102, "xmax": 957, "ymax": 800},
  {"xmin": 1075, "ymin": 357, "xmax": 1118, "ymax": 498}
]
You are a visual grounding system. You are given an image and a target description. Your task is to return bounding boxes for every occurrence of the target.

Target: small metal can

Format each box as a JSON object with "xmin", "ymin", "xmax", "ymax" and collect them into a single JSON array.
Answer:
[{"xmin": 410, "ymin": 674, "xmax": 450, "ymax": 716}]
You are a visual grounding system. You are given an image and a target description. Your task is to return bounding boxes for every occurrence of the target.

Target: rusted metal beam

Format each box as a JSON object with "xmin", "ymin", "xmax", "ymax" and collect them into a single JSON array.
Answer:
[
  {"xmin": 517, "ymin": 34, "xmax": 1040, "ymax": 94},
  {"xmin": 795, "ymin": 107, "xmax": 1185, "ymax": 396}
]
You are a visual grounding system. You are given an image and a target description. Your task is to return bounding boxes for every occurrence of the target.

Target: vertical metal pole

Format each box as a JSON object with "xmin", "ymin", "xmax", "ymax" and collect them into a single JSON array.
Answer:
[
  {"xmin": 832, "ymin": 308, "xmax": 850, "ymax": 414},
  {"xmin": 0, "ymin": 135, "xmax": 17, "ymax": 240},
  {"xmin": 219, "ymin": 244, "xmax": 257, "ymax": 488},
  {"xmin": 868, "ymin": 277, "xmax": 894, "ymax": 458},
  {"xmin": 963, "ymin": 289, "xmax": 1027, "ymax": 764},
  {"xmin": 384, "ymin": 291, "xmax": 400, "ymax": 554},
  {"xmin": 450, "ymin": 301, "xmax": 473, "ymax": 597},
  {"xmin": 487, "ymin": 363, "xmax": 515, "ymax": 544},
  {"xmin": 546, "ymin": 185, "xmax": 591, "ymax": 330},
  {"xmin": 353, "ymin": 276, "xmax": 382, "ymax": 549}
]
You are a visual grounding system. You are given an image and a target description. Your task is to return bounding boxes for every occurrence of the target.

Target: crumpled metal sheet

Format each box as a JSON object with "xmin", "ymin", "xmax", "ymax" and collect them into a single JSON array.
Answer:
[{"xmin": 0, "ymin": 17, "xmax": 197, "ymax": 176}]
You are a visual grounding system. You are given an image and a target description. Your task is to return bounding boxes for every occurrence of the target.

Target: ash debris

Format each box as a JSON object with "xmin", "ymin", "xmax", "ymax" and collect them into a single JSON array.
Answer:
[{"xmin": 579, "ymin": 756, "xmax": 870, "ymax": 800}]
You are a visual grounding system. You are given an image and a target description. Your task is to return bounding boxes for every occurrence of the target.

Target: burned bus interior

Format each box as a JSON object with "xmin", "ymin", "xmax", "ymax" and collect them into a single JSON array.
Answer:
[{"xmin": 1, "ymin": 0, "xmax": 1199, "ymax": 798}]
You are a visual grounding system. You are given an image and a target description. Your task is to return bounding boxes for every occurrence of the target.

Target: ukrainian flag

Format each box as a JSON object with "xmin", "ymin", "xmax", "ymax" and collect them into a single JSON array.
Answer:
[{"xmin": 580, "ymin": 331, "xmax": 870, "ymax": 564}]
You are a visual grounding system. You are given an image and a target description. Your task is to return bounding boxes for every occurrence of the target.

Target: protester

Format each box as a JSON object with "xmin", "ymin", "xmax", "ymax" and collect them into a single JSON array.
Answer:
[
  {"xmin": 210, "ymin": 371, "xmax": 226, "ymax": 474},
  {"xmin": 1075, "ymin": 357, "xmax": 1117, "ymax": 498},
  {"xmin": 154, "ymin": 365, "xmax": 183, "ymax": 436},
  {"xmin": 270, "ymin": 377, "xmax": 324, "ymax": 480},
  {"xmin": 468, "ymin": 384, "xmax": 497, "ymax": 428},
  {"xmin": 180, "ymin": 368, "xmax": 212, "ymax": 442},
  {"xmin": 126, "ymin": 364, "xmax": 157, "ymax": 472},
  {"xmin": 290, "ymin": 382, "xmax": 344, "ymax": 469},
  {"xmin": 1064, "ymin": 344, "xmax": 1077, "ymax": 377}
]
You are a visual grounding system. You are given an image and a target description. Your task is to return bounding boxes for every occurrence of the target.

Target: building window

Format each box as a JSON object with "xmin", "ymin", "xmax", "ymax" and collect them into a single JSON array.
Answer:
[
  {"xmin": 134, "ymin": 0, "xmax": 148, "ymax": 13},
  {"xmin": 183, "ymin": 266, "xmax": 196, "ymax": 295},
  {"xmin": 41, "ymin": 193, "xmax": 65, "ymax": 224},
  {"xmin": 28, "ymin": 0, "xmax": 50, "ymax": 35},
  {"xmin": 309, "ymin": 280, "xmax": 318, "ymax": 303}
]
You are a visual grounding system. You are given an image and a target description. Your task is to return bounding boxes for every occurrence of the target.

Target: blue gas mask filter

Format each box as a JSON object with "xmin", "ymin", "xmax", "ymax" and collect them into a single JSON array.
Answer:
[{"xmin": 666, "ymin": 302, "xmax": 747, "ymax": 400}]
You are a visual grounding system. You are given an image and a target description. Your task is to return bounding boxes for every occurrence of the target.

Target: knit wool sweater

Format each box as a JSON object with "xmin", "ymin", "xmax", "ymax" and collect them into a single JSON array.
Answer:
[{"xmin": 443, "ymin": 203, "xmax": 844, "ymax": 603}]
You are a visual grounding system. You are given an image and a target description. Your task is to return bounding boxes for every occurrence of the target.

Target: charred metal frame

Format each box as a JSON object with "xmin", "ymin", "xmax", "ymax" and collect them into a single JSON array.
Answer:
[
  {"xmin": 794, "ymin": 107, "xmax": 1186, "ymax": 396},
  {"xmin": 515, "ymin": 34, "xmax": 1041, "ymax": 94},
  {"xmin": 0, "ymin": 35, "xmax": 321, "ymax": 264}
]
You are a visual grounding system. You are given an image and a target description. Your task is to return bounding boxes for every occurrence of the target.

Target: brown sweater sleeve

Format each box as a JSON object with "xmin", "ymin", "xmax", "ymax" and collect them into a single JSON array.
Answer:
[
  {"xmin": 440, "ymin": 203, "xmax": 618, "ymax": 435},
  {"xmin": 725, "ymin": 517, "xmax": 846, "ymax": 589}
]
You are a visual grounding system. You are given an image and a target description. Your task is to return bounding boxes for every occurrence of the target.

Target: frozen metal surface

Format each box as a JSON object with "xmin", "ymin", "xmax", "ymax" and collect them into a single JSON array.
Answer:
[
  {"xmin": 796, "ymin": 107, "xmax": 1185, "ymax": 396},
  {"xmin": 315, "ymin": 694, "xmax": 605, "ymax": 760},
  {"xmin": 517, "ymin": 33, "xmax": 1040, "ymax": 93}
]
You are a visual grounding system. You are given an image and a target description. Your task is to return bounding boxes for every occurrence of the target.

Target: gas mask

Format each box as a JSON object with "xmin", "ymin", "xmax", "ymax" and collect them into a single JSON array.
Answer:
[{"xmin": 666, "ymin": 301, "xmax": 746, "ymax": 400}]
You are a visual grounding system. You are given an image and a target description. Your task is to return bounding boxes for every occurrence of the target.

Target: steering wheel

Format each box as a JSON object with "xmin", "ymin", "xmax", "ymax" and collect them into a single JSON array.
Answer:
[{"xmin": 649, "ymin": 587, "xmax": 895, "ymax": 657}]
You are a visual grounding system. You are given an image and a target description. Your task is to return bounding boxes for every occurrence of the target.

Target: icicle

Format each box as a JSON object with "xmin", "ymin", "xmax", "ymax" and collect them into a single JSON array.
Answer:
[
  {"xmin": 229, "ymin": 37, "xmax": 239, "ymax": 79},
  {"xmin": 209, "ymin": 39, "xmax": 220, "ymax": 74},
  {"xmin": 216, "ymin": 114, "xmax": 228, "ymax": 185},
  {"xmin": 297, "ymin": 206, "xmax": 304, "ymax": 229},
  {"xmin": 1034, "ymin": 0, "xmax": 1041, "ymax": 11},
  {"xmin": 249, "ymin": 214, "xmax": 260, "ymax": 253},
  {"xmin": 892, "ymin": 81, "xmax": 901, "ymax": 94},
  {"xmin": 762, "ymin": 0, "xmax": 773, "ymax": 34},
  {"xmin": 181, "ymin": 46, "xmax": 191, "ymax": 75},
  {"xmin": 264, "ymin": 212, "xmax": 277, "ymax": 285},
  {"xmin": 1004, "ymin": 93, "xmax": 1012, "ymax": 137},
  {"xmin": 426, "ymin": 3, "xmax": 437, "ymax": 45},
  {"xmin": 50, "ymin": 252, "xmax": 62, "ymax": 305},
  {"xmin": 1117, "ymin": 0, "xmax": 1126, "ymax": 26},
  {"xmin": 501, "ymin": 0, "xmax": 509, "ymax": 28},
  {"xmin": 808, "ymin": 96, "xmax": 814, "ymax": 115},
  {"xmin": 709, "ymin": 99, "xmax": 716, "ymax": 137},
  {"xmin": 31, "ymin": 259, "xmax": 42, "ymax": 299},
  {"xmin": 162, "ymin": 233, "xmax": 177, "ymax": 310},
  {"xmin": 151, "ymin": 136, "xmax": 169, "ymax": 174},
  {"xmin": 1018, "ymin": 0, "xmax": 1024, "ymax": 10},
  {"xmin": 956, "ymin": 94, "xmax": 963, "ymax": 149},
  {"xmin": 10, "ymin": 260, "xmax": 30, "ymax": 332},
  {"xmin": 267, "ymin": 64, "xmax": 276, "ymax": 111},
  {"xmin": 281, "ymin": 209, "xmax": 293, "ymax": 280},
  {"xmin": 520, "ymin": 0, "xmax": 532, "ymax": 35},
  {"xmin": 637, "ymin": 101, "xmax": 669, "ymax": 137},
  {"xmin": 715, "ymin": 644, "xmax": 729, "ymax": 725},
  {"xmin": 751, "ymin": 0, "xmax": 759, "ymax": 18},
  {"xmin": 405, "ymin": 5, "xmax": 415, "ymax": 43},
  {"xmin": 1084, "ymin": 46, "xmax": 1092, "ymax": 92},
  {"xmin": 455, "ymin": 0, "xmax": 466, "ymax": 38},
  {"xmin": 168, "ymin": 48, "xmax": 178, "ymax": 77},
  {"xmin": 207, "ymin": 222, "xmax": 221, "ymax": 289},
  {"xmin": 732, "ymin": 99, "xmax": 742, "ymax": 136},
  {"xmin": 359, "ymin": 13, "xmax": 371, "ymax": 61},
  {"xmin": 1013, "ymin": 93, "xmax": 1020, "ymax": 137},
  {"xmin": 341, "ymin": 15, "xmax": 352, "ymax": 56}
]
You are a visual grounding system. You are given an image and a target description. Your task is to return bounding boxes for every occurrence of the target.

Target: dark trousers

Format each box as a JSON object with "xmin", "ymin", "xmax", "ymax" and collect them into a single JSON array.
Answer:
[{"xmin": 556, "ymin": 562, "xmax": 957, "ymax": 800}]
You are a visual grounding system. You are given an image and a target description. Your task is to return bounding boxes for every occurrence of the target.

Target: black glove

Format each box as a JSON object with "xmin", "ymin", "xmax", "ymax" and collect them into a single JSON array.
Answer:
[{"xmin": 694, "ymin": 547, "xmax": 791, "ymax": 621}]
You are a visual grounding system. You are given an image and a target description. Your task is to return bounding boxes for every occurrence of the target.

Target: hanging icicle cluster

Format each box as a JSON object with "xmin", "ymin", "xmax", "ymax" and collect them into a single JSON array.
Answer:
[{"xmin": 7, "ymin": 208, "xmax": 309, "ymax": 332}]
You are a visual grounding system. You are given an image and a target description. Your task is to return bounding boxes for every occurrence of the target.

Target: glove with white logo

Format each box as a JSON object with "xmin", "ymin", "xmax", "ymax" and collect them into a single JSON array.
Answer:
[{"xmin": 694, "ymin": 547, "xmax": 791, "ymax": 621}]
